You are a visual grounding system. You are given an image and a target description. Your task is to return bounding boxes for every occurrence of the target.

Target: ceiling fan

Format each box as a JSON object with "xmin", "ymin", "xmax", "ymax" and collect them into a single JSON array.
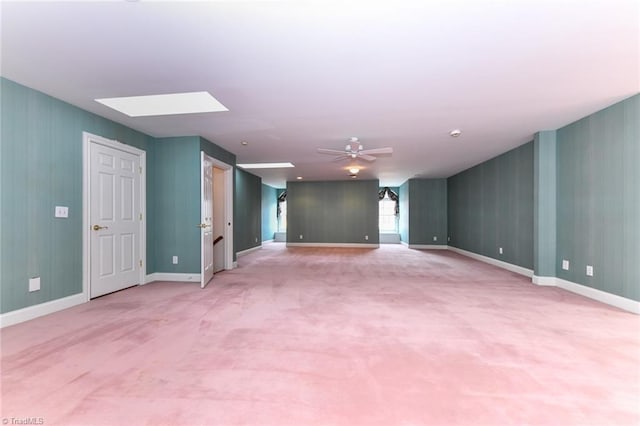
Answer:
[{"xmin": 317, "ymin": 137, "xmax": 393, "ymax": 162}]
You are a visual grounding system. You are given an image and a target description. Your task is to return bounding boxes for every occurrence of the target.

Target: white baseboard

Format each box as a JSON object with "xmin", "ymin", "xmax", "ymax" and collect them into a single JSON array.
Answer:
[
  {"xmin": 448, "ymin": 246, "xmax": 534, "ymax": 277},
  {"xmin": 532, "ymin": 276, "xmax": 639, "ymax": 314},
  {"xmin": 532, "ymin": 275, "xmax": 556, "ymax": 286},
  {"xmin": 236, "ymin": 245, "xmax": 262, "ymax": 257},
  {"xmin": 409, "ymin": 244, "xmax": 448, "ymax": 250},
  {"xmin": 144, "ymin": 273, "xmax": 201, "ymax": 283},
  {"xmin": 0, "ymin": 293, "xmax": 87, "ymax": 328},
  {"xmin": 286, "ymin": 243, "xmax": 380, "ymax": 248},
  {"xmin": 261, "ymin": 239, "xmax": 274, "ymax": 244}
]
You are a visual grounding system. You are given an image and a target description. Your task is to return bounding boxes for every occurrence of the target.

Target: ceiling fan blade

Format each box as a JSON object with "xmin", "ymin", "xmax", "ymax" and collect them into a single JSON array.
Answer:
[
  {"xmin": 317, "ymin": 148, "xmax": 347, "ymax": 155},
  {"xmin": 332, "ymin": 155, "xmax": 349, "ymax": 162},
  {"xmin": 360, "ymin": 147, "xmax": 393, "ymax": 155},
  {"xmin": 359, "ymin": 154, "xmax": 377, "ymax": 162}
]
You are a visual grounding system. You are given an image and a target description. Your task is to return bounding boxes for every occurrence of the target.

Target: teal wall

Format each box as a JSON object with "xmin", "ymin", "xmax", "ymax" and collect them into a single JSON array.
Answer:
[
  {"xmin": 399, "ymin": 181, "xmax": 409, "ymax": 242},
  {"xmin": 286, "ymin": 180, "xmax": 380, "ymax": 244},
  {"xmin": 200, "ymin": 137, "xmax": 235, "ymax": 167},
  {"xmin": 447, "ymin": 142, "xmax": 534, "ymax": 269},
  {"xmin": 1, "ymin": 78, "xmax": 240, "ymax": 314},
  {"xmin": 0, "ymin": 78, "xmax": 153, "ymax": 313},
  {"xmin": 262, "ymin": 184, "xmax": 278, "ymax": 242},
  {"xmin": 234, "ymin": 168, "xmax": 262, "ymax": 252},
  {"xmin": 149, "ymin": 137, "xmax": 235, "ymax": 273},
  {"xmin": 556, "ymin": 94, "xmax": 639, "ymax": 301},
  {"xmin": 147, "ymin": 136, "xmax": 201, "ymax": 274},
  {"xmin": 533, "ymin": 131, "xmax": 557, "ymax": 277},
  {"xmin": 407, "ymin": 179, "xmax": 447, "ymax": 245}
]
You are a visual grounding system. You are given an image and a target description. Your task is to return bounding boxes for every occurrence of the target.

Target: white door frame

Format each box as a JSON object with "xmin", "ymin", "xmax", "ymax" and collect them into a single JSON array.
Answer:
[
  {"xmin": 201, "ymin": 152, "xmax": 234, "ymax": 272},
  {"xmin": 83, "ymin": 132, "xmax": 146, "ymax": 301}
]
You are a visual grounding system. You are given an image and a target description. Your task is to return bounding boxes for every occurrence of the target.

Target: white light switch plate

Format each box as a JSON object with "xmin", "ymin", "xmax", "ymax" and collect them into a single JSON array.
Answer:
[
  {"xmin": 55, "ymin": 206, "xmax": 69, "ymax": 218},
  {"xmin": 586, "ymin": 265, "xmax": 594, "ymax": 276},
  {"xmin": 172, "ymin": 256, "xmax": 178, "ymax": 264},
  {"xmin": 562, "ymin": 260, "xmax": 569, "ymax": 270}
]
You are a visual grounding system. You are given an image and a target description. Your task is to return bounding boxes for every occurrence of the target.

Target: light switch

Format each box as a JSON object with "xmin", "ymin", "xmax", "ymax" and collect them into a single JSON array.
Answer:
[
  {"xmin": 586, "ymin": 265, "xmax": 594, "ymax": 276},
  {"xmin": 55, "ymin": 206, "xmax": 69, "ymax": 218},
  {"xmin": 562, "ymin": 260, "xmax": 569, "ymax": 270},
  {"xmin": 499, "ymin": 247, "xmax": 503, "ymax": 255}
]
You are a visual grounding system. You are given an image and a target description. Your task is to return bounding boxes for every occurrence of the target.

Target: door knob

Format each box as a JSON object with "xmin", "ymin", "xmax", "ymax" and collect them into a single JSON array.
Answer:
[
  {"xmin": 197, "ymin": 223, "xmax": 210, "ymax": 228},
  {"xmin": 93, "ymin": 225, "xmax": 109, "ymax": 231}
]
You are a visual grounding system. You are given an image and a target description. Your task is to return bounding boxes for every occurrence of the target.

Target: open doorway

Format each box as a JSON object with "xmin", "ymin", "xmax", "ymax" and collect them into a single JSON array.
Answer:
[
  {"xmin": 200, "ymin": 152, "xmax": 234, "ymax": 289},
  {"xmin": 212, "ymin": 166, "xmax": 225, "ymax": 273}
]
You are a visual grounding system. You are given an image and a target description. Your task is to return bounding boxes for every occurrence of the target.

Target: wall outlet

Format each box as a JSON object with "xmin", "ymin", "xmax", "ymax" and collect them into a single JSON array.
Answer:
[
  {"xmin": 172, "ymin": 256, "xmax": 178, "ymax": 264},
  {"xmin": 365, "ymin": 235, "xmax": 369, "ymax": 240},
  {"xmin": 562, "ymin": 260, "xmax": 569, "ymax": 270},
  {"xmin": 433, "ymin": 236, "xmax": 437, "ymax": 241},
  {"xmin": 586, "ymin": 265, "xmax": 594, "ymax": 276},
  {"xmin": 255, "ymin": 237, "xmax": 258, "ymax": 243},
  {"xmin": 448, "ymin": 236, "xmax": 451, "ymax": 242},
  {"xmin": 29, "ymin": 277, "xmax": 41, "ymax": 292},
  {"xmin": 299, "ymin": 234, "xmax": 303, "ymax": 240},
  {"xmin": 499, "ymin": 247, "xmax": 503, "ymax": 255},
  {"xmin": 54, "ymin": 206, "xmax": 69, "ymax": 218}
]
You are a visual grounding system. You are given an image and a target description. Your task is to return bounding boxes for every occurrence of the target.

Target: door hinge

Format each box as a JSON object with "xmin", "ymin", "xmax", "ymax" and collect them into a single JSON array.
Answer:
[
  {"xmin": 139, "ymin": 213, "xmax": 143, "ymax": 220},
  {"xmin": 139, "ymin": 166, "xmax": 142, "ymax": 174},
  {"xmin": 139, "ymin": 260, "xmax": 142, "ymax": 267}
]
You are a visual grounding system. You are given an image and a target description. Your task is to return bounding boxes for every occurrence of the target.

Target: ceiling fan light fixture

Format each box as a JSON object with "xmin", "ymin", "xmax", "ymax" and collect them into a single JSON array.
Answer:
[
  {"xmin": 349, "ymin": 168, "xmax": 359, "ymax": 174},
  {"xmin": 450, "ymin": 129, "xmax": 462, "ymax": 137}
]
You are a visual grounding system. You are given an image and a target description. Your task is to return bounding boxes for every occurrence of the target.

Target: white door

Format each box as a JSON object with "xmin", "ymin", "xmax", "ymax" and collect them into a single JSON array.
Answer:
[
  {"xmin": 200, "ymin": 153, "xmax": 214, "ymax": 288},
  {"xmin": 90, "ymin": 142, "xmax": 141, "ymax": 298},
  {"xmin": 213, "ymin": 167, "xmax": 226, "ymax": 273}
]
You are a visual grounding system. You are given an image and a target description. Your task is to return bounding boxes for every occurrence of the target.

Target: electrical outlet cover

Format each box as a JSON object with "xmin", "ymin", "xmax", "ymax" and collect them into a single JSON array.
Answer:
[{"xmin": 29, "ymin": 277, "xmax": 41, "ymax": 292}]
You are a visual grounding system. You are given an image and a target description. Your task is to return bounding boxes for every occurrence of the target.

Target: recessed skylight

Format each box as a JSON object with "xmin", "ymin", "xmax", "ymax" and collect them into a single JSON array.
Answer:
[
  {"xmin": 236, "ymin": 163, "xmax": 295, "ymax": 169},
  {"xmin": 95, "ymin": 91, "xmax": 228, "ymax": 117}
]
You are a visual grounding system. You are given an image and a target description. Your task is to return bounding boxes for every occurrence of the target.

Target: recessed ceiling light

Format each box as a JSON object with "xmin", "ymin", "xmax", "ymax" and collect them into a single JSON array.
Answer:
[
  {"xmin": 296, "ymin": 176, "xmax": 303, "ymax": 180},
  {"xmin": 240, "ymin": 141, "xmax": 249, "ymax": 146},
  {"xmin": 450, "ymin": 129, "xmax": 462, "ymax": 137},
  {"xmin": 237, "ymin": 163, "xmax": 295, "ymax": 169},
  {"xmin": 95, "ymin": 91, "xmax": 228, "ymax": 117},
  {"xmin": 349, "ymin": 168, "xmax": 360, "ymax": 174}
]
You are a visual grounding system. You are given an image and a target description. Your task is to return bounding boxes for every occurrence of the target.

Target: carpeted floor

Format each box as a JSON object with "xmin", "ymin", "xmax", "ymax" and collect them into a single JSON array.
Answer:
[{"xmin": 1, "ymin": 244, "xmax": 639, "ymax": 425}]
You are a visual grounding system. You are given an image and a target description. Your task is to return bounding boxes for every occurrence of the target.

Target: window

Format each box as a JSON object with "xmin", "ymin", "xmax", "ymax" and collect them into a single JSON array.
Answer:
[
  {"xmin": 278, "ymin": 200, "xmax": 287, "ymax": 232},
  {"xmin": 379, "ymin": 193, "xmax": 397, "ymax": 232}
]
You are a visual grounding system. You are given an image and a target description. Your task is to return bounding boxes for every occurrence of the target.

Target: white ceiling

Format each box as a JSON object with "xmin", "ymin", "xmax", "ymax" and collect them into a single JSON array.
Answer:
[{"xmin": 2, "ymin": 0, "xmax": 638, "ymax": 187}]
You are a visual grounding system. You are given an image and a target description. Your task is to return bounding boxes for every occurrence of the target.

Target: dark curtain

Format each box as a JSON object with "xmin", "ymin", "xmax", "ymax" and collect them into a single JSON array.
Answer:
[{"xmin": 378, "ymin": 187, "xmax": 399, "ymax": 215}]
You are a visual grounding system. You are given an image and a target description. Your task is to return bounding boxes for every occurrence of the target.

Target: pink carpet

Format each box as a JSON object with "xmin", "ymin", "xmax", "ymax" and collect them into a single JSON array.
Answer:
[{"xmin": 2, "ymin": 244, "xmax": 639, "ymax": 425}]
